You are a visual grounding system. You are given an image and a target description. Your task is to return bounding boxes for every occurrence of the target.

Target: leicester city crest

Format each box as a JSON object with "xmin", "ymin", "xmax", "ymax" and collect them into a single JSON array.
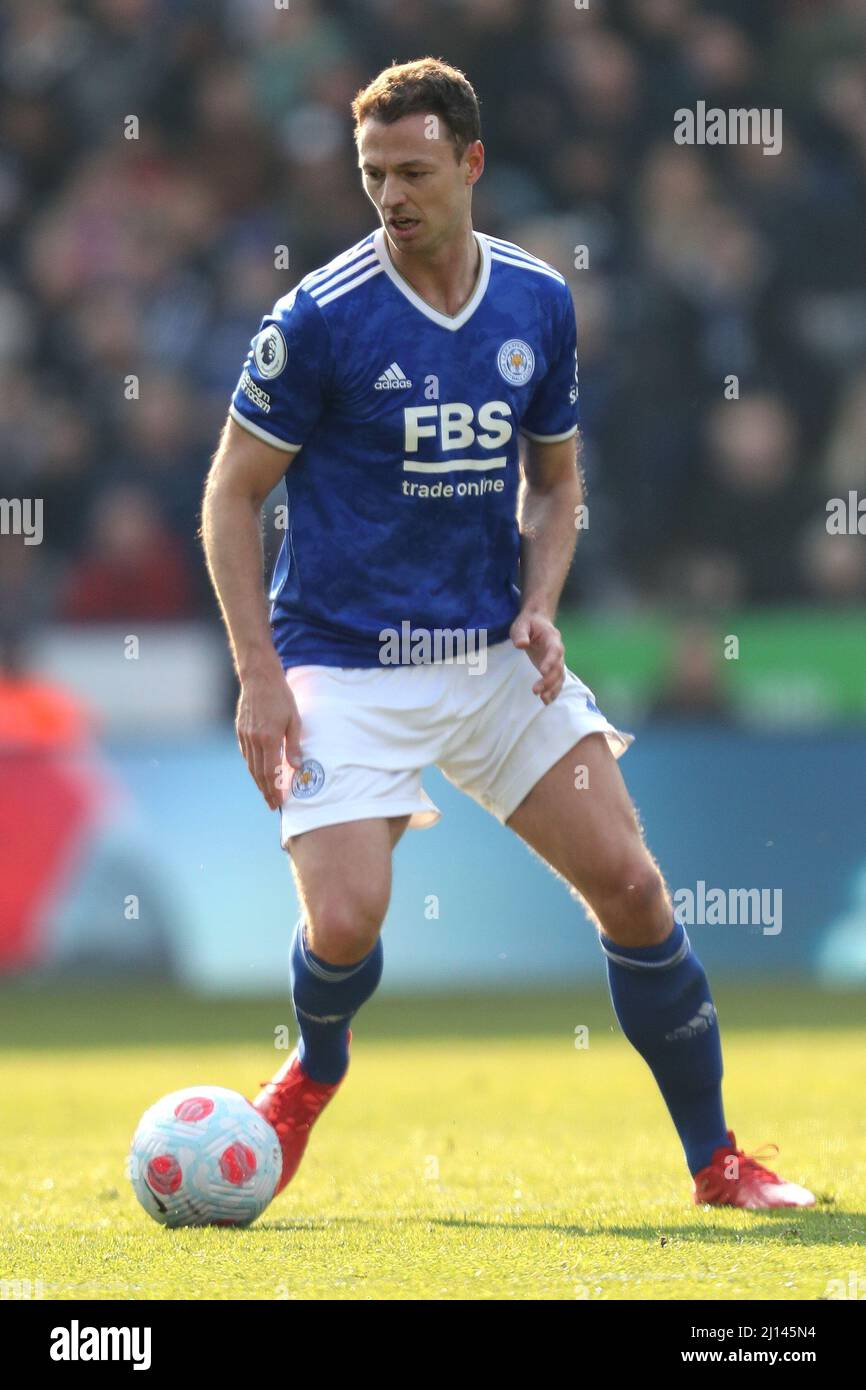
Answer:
[
  {"xmin": 291, "ymin": 759, "xmax": 325, "ymax": 799},
  {"xmin": 497, "ymin": 338, "xmax": 535, "ymax": 386}
]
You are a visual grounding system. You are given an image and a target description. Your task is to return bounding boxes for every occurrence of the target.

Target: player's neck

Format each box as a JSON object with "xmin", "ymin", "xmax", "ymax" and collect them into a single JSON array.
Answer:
[{"xmin": 384, "ymin": 224, "xmax": 480, "ymax": 319}]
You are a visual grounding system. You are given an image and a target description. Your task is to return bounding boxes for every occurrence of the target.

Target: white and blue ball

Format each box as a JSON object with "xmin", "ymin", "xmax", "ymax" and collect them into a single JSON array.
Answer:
[{"xmin": 128, "ymin": 1085, "xmax": 281, "ymax": 1228}]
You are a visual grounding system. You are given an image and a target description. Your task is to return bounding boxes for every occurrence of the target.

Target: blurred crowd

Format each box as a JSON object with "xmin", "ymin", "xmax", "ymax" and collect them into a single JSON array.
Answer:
[{"xmin": 2, "ymin": 0, "xmax": 866, "ymax": 643}]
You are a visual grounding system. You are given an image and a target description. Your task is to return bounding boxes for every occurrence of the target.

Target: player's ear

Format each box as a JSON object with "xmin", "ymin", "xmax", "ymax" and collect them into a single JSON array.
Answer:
[{"xmin": 464, "ymin": 140, "xmax": 484, "ymax": 185}]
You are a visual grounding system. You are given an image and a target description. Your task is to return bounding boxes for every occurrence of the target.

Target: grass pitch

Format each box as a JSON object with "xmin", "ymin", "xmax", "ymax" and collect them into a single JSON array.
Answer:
[{"xmin": 1, "ymin": 983, "xmax": 864, "ymax": 1301}]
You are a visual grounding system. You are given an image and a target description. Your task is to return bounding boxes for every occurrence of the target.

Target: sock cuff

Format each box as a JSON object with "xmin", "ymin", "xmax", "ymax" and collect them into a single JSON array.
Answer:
[
  {"xmin": 598, "ymin": 917, "xmax": 691, "ymax": 971},
  {"xmin": 295, "ymin": 920, "xmax": 382, "ymax": 984}
]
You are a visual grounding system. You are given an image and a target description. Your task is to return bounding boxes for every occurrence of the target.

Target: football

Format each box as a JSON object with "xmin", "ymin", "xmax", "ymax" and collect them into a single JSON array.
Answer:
[{"xmin": 128, "ymin": 1085, "xmax": 282, "ymax": 1228}]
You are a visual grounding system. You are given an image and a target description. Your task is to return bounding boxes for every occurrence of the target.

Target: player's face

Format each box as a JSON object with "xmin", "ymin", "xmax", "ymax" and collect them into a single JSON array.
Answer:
[{"xmin": 357, "ymin": 114, "xmax": 483, "ymax": 254}]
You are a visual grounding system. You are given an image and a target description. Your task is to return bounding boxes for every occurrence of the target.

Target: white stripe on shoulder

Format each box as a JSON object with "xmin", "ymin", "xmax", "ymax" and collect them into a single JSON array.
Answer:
[
  {"xmin": 489, "ymin": 250, "xmax": 565, "ymax": 283},
  {"xmin": 307, "ymin": 251, "xmax": 378, "ymax": 300},
  {"xmin": 314, "ymin": 263, "xmax": 383, "ymax": 306},
  {"xmin": 301, "ymin": 235, "xmax": 376, "ymax": 290},
  {"xmin": 483, "ymin": 234, "xmax": 566, "ymax": 277},
  {"xmin": 484, "ymin": 233, "xmax": 541, "ymax": 259}
]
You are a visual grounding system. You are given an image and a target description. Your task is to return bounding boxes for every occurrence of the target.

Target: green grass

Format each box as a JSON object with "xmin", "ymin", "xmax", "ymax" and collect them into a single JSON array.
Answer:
[{"xmin": 1, "ymin": 983, "xmax": 865, "ymax": 1301}]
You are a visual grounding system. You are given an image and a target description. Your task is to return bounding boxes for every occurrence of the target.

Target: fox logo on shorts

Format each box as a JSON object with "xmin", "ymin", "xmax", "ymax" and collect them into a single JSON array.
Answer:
[{"xmin": 291, "ymin": 759, "xmax": 325, "ymax": 799}]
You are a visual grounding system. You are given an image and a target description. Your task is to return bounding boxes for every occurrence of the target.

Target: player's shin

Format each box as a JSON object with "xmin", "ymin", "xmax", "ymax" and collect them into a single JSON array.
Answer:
[
  {"xmin": 599, "ymin": 918, "xmax": 729, "ymax": 1175},
  {"xmin": 290, "ymin": 918, "xmax": 384, "ymax": 1083}
]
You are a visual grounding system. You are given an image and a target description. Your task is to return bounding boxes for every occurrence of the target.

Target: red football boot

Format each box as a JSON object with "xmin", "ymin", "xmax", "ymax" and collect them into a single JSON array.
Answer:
[
  {"xmin": 693, "ymin": 1131, "xmax": 815, "ymax": 1209},
  {"xmin": 253, "ymin": 1035, "xmax": 350, "ymax": 1196}
]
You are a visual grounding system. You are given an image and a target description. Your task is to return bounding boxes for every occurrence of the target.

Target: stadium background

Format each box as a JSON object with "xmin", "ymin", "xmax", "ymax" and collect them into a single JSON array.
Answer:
[{"xmin": 2, "ymin": 0, "xmax": 865, "ymax": 994}]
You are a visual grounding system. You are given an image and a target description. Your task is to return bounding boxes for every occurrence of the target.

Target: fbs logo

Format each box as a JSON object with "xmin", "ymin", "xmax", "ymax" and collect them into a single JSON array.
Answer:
[{"xmin": 375, "ymin": 361, "xmax": 413, "ymax": 390}]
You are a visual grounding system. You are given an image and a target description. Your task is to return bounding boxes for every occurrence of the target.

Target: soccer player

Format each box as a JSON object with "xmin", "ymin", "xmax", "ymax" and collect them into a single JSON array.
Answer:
[{"xmin": 202, "ymin": 59, "xmax": 814, "ymax": 1210}]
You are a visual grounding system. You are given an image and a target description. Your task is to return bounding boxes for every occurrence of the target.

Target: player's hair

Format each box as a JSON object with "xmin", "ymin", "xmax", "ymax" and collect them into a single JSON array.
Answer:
[{"xmin": 351, "ymin": 58, "xmax": 481, "ymax": 160}]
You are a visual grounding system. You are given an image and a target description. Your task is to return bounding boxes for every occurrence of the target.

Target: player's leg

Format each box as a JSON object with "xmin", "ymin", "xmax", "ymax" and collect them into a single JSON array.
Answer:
[
  {"xmin": 287, "ymin": 815, "xmax": 410, "ymax": 1082},
  {"xmin": 254, "ymin": 814, "xmax": 408, "ymax": 1195},
  {"xmin": 506, "ymin": 734, "xmax": 814, "ymax": 1206},
  {"xmin": 506, "ymin": 732, "xmax": 671, "ymax": 944},
  {"xmin": 507, "ymin": 732, "xmax": 728, "ymax": 1178},
  {"xmin": 253, "ymin": 661, "xmax": 443, "ymax": 1194},
  {"xmin": 438, "ymin": 648, "xmax": 728, "ymax": 1178}
]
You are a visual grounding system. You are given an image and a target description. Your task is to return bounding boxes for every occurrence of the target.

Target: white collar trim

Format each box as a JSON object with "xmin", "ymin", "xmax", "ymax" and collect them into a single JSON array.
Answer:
[{"xmin": 373, "ymin": 227, "xmax": 491, "ymax": 331}]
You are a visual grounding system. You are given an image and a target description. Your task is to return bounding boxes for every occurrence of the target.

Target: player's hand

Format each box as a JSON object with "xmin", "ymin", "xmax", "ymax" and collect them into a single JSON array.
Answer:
[
  {"xmin": 235, "ymin": 664, "xmax": 303, "ymax": 811},
  {"xmin": 510, "ymin": 609, "xmax": 565, "ymax": 704}
]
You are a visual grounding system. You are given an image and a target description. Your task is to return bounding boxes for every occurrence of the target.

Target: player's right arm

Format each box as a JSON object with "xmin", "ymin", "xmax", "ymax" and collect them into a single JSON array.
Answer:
[{"xmin": 202, "ymin": 417, "xmax": 301, "ymax": 811}]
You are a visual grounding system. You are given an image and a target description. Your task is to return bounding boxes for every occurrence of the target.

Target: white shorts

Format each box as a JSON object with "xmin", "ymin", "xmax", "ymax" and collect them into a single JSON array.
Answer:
[{"xmin": 278, "ymin": 639, "xmax": 633, "ymax": 848}]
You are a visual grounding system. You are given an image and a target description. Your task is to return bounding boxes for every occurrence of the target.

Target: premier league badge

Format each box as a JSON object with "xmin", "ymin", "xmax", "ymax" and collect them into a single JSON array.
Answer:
[{"xmin": 253, "ymin": 324, "xmax": 288, "ymax": 379}]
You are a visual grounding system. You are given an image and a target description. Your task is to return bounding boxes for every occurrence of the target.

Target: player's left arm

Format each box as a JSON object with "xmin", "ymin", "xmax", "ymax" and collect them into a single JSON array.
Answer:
[{"xmin": 511, "ymin": 431, "xmax": 584, "ymax": 704}]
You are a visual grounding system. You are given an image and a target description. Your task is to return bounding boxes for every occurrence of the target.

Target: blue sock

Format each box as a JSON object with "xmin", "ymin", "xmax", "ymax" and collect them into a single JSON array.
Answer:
[
  {"xmin": 600, "ymin": 918, "xmax": 728, "ymax": 1175},
  {"xmin": 289, "ymin": 919, "xmax": 383, "ymax": 1084}
]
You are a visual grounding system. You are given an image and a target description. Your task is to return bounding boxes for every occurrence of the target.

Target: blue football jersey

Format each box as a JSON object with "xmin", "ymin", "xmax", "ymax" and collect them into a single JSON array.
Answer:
[{"xmin": 229, "ymin": 228, "xmax": 579, "ymax": 668}]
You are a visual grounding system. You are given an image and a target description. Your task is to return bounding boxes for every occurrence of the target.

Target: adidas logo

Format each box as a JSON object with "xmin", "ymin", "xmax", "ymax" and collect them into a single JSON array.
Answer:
[
  {"xmin": 374, "ymin": 362, "xmax": 413, "ymax": 390},
  {"xmin": 665, "ymin": 1001, "xmax": 717, "ymax": 1043}
]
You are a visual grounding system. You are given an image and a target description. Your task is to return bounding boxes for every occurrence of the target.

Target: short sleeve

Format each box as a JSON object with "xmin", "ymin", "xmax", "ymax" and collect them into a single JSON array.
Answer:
[
  {"xmin": 520, "ymin": 284, "xmax": 579, "ymax": 442},
  {"xmin": 229, "ymin": 287, "xmax": 333, "ymax": 451}
]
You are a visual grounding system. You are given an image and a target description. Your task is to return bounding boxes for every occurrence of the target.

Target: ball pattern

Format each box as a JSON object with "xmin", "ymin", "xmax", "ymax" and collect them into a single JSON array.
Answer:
[{"xmin": 129, "ymin": 1085, "xmax": 281, "ymax": 1227}]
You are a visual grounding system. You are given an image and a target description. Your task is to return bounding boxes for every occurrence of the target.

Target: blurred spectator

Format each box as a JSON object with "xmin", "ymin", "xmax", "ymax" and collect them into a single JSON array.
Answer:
[
  {"xmin": 681, "ymin": 394, "xmax": 807, "ymax": 603},
  {"xmin": 822, "ymin": 369, "xmax": 866, "ymax": 492},
  {"xmin": 800, "ymin": 517, "xmax": 866, "ymax": 605},
  {"xmin": 0, "ymin": 631, "xmax": 178, "ymax": 978},
  {"xmin": 0, "ymin": 631, "xmax": 90, "ymax": 751},
  {"xmin": 60, "ymin": 484, "xmax": 198, "ymax": 621},
  {"xmin": 648, "ymin": 620, "xmax": 736, "ymax": 723},
  {"xmin": 0, "ymin": 0, "xmax": 864, "ymax": 622},
  {"xmin": 0, "ymin": 531, "xmax": 60, "ymax": 638}
]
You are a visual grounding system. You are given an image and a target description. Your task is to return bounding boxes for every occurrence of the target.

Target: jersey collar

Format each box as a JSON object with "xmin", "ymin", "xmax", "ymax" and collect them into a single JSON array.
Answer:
[{"xmin": 373, "ymin": 226, "xmax": 491, "ymax": 332}]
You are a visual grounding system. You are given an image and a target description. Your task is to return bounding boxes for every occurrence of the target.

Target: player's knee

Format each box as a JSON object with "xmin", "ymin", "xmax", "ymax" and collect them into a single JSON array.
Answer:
[
  {"xmin": 595, "ymin": 858, "xmax": 669, "ymax": 942},
  {"xmin": 305, "ymin": 892, "xmax": 386, "ymax": 965}
]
